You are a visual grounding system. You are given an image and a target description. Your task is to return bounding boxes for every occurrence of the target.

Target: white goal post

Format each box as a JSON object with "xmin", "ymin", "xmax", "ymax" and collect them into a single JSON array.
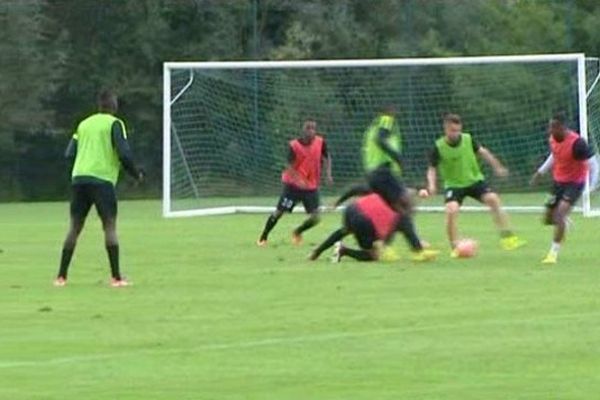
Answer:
[{"xmin": 163, "ymin": 53, "xmax": 600, "ymax": 217}]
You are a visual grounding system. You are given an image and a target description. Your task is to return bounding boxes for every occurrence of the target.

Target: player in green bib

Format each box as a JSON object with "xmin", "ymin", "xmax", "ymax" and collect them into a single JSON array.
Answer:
[
  {"xmin": 333, "ymin": 106, "xmax": 437, "ymax": 262},
  {"xmin": 54, "ymin": 90, "xmax": 144, "ymax": 287},
  {"xmin": 424, "ymin": 113, "xmax": 526, "ymax": 256},
  {"xmin": 335, "ymin": 106, "xmax": 411, "ymax": 211},
  {"xmin": 361, "ymin": 106, "xmax": 408, "ymax": 211}
]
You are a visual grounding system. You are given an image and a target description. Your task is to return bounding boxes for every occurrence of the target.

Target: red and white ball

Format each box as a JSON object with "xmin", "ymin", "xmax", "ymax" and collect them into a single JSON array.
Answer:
[{"xmin": 455, "ymin": 239, "xmax": 478, "ymax": 258}]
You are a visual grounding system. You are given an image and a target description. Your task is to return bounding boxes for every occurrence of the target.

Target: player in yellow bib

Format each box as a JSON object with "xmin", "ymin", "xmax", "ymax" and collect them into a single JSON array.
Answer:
[
  {"xmin": 424, "ymin": 113, "xmax": 526, "ymax": 257},
  {"xmin": 54, "ymin": 90, "xmax": 144, "ymax": 287}
]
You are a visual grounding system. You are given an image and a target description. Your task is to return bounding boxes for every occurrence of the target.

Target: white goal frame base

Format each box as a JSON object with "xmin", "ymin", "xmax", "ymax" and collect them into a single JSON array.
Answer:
[{"xmin": 164, "ymin": 205, "xmax": 589, "ymax": 219}]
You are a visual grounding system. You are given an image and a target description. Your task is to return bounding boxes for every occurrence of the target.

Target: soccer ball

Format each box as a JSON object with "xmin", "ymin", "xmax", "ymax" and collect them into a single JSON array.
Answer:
[{"xmin": 455, "ymin": 239, "xmax": 478, "ymax": 258}]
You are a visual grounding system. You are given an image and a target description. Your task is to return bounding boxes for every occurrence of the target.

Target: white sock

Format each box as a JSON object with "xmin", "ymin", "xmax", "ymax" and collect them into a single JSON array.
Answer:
[{"xmin": 550, "ymin": 242, "xmax": 561, "ymax": 254}]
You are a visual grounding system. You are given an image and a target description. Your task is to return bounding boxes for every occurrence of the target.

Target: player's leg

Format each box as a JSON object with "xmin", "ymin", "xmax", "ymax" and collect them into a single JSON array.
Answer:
[
  {"xmin": 445, "ymin": 201, "xmax": 460, "ymax": 246},
  {"xmin": 94, "ymin": 183, "xmax": 126, "ymax": 284},
  {"xmin": 340, "ymin": 236, "xmax": 378, "ymax": 261},
  {"xmin": 336, "ymin": 206, "xmax": 379, "ymax": 262},
  {"xmin": 543, "ymin": 200, "xmax": 572, "ymax": 264},
  {"xmin": 292, "ymin": 190, "xmax": 321, "ymax": 244},
  {"xmin": 543, "ymin": 183, "xmax": 582, "ymax": 264},
  {"xmin": 310, "ymin": 206, "xmax": 360, "ymax": 260},
  {"xmin": 479, "ymin": 186, "xmax": 526, "ymax": 250},
  {"xmin": 543, "ymin": 182, "xmax": 561, "ymax": 225},
  {"xmin": 396, "ymin": 216, "xmax": 439, "ymax": 261},
  {"xmin": 56, "ymin": 184, "xmax": 93, "ymax": 284},
  {"xmin": 552, "ymin": 200, "xmax": 573, "ymax": 242},
  {"xmin": 367, "ymin": 167, "xmax": 410, "ymax": 214},
  {"xmin": 308, "ymin": 227, "xmax": 349, "ymax": 260},
  {"xmin": 333, "ymin": 183, "xmax": 371, "ymax": 208},
  {"xmin": 396, "ymin": 216, "xmax": 423, "ymax": 252},
  {"xmin": 339, "ymin": 245, "xmax": 378, "ymax": 261},
  {"xmin": 258, "ymin": 185, "xmax": 295, "ymax": 245},
  {"xmin": 478, "ymin": 184, "xmax": 510, "ymax": 233},
  {"xmin": 444, "ymin": 188, "xmax": 464, "ymax": 253}
]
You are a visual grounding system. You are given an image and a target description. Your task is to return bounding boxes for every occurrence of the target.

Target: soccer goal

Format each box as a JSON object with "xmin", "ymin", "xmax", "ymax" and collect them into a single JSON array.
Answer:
[{"xmin": 163, "ymin": 53, "xmax": 600, "ymax": 217}]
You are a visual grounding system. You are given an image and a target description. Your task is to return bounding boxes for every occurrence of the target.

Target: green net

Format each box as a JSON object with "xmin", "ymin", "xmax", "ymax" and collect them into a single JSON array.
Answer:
[{"xmin": 167, "ymin": 57, "xmax": 598, "ymax": 214}]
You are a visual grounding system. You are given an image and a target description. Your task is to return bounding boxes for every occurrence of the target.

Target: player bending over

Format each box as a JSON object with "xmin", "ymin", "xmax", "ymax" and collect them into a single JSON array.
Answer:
[
  {"xmin": 530, "ymin": 112, "xmax": 598, "ymax": 264},
  {"xmin": 423, "ymin": 113, "xmax": 526, "ymax": 257},
  {"xmin": 257, "ymin": 118, "xmax": 332, "ymax": 246},
  {"xmin": 55, "ymin": 90, "xmax": 144, "ymax": 287},
  {"xmin": 308, "ymin": 193, "xmax": 437, "ymax": 262}
]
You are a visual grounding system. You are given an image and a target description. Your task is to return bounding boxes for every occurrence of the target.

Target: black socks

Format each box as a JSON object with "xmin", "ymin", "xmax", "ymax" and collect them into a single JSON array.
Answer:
[
  {"xmin": 57, "ymin": 246, "xmax": 74, "ymax": 279},
  {"xmin": 260, "ymin": 214, "xmax": 280, "ymax": 241},
  {"xmin": 106, "ymin": 244, "xmax": 121, "ymax": 280}
]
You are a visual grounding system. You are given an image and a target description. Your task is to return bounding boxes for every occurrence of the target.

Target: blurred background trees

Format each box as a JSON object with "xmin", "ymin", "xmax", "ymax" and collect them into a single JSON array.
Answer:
[{"xmin": 1, "ymin": 0, "xmax": 598, "ymax": 200}]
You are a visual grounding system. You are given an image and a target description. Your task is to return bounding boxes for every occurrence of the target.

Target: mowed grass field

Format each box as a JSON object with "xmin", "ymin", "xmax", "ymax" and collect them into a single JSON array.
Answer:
[{"xmin": 1, "ymin": 199, "xmax": 600, "ymax": 399}]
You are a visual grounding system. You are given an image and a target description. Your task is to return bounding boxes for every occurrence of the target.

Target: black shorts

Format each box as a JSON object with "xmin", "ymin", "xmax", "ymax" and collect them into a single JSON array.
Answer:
[
  {"xmin": 444, "ymin": 181, "xmax": 492, "ymax": 205},
  {"xmin": 367, "ymin": 166, "xmax": 406, "ymax": 208},
  {"xmin": 344, "ymin": 205, "xmax": 377, "ymax": 250},
  {"xmin": 70, "ymin": 182, "xmax": 117, "ymax": 223},
  {"xmin": 545, "ymin": 181, "xmax": 584, "ymax": 208},
  {"xmin": 276, "ymin": 184, "xmax": 320, "ymax": 213}
]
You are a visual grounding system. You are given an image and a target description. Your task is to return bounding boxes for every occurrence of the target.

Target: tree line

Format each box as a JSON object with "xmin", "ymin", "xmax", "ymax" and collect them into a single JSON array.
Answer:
[{"xmin": 1, "ymin": 0, "xmax": 599, "ymax": 201}]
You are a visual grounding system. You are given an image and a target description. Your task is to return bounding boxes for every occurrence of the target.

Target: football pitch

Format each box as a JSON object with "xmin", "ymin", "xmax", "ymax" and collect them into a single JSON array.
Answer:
[{"xmin": 1, "ymin": 200, "xmax": 599, "ymax": 399}]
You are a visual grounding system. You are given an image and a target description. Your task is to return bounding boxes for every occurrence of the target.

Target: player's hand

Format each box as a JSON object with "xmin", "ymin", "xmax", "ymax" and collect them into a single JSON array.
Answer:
[
  {"xmin": 418, "ymin": 188, "xmax": 429, "ymax": 199},
  {"xmin": 529, "ymin": 171, "xmax": 541, "ymax": 186},
  {"xmin": 495, "ymin": 166, "xmax": 509, "ymax": 178}
]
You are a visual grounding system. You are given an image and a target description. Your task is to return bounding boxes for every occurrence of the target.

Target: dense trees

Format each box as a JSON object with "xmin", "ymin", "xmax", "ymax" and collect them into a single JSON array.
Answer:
[{"xmin": 0, "ymin": 0, "xmax": 598, "ymax": 200}]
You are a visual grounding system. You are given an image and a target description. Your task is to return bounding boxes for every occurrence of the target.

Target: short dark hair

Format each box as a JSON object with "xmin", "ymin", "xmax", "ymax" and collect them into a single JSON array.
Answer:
[
  {"xmin": 97, "ymin": 89, "xmax": 118, "ymax": 112},
  {"xmin": 443, "ymin": 113, "xmax": 462, "ymax": 125},
  {"xmin": 551, "ymin": 110, "xmax": 568, "ymax": 126},
  {"xmin": 381, "ymin": 104, "xmax": 397, "ymax": 116}
]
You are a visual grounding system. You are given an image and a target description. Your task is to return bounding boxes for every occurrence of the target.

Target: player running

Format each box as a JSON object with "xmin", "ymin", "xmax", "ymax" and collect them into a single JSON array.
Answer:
[
  {"xmin": 54, "ymin": 90, "xmax": 144, "ymax": 287},
  {"xmin": 309, "ymin": 193, "xmax": 437, "ymax": 262},
  {"xmin": 423, "ymin": 113, "xmax": 526, "ymax": 256},
  {"xmin": 530, "ymin": 112, "xmax": 598, "ymax": 264},
  {"xmin": 257, "ymin": 118, "xmax": 332, "ymax": 246}
]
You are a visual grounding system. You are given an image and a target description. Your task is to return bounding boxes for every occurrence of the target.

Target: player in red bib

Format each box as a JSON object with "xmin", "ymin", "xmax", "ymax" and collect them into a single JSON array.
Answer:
[
  {"xmin": 308, "ymin": 193, "xmax": 437, "ymax": 262},
  {"xmin": 531, "ymin": 112, "xmax": 596, "ymax": 264},
  {"xmin": 257, "ymin": 119, "xmax": 332, "ymax": 246}
]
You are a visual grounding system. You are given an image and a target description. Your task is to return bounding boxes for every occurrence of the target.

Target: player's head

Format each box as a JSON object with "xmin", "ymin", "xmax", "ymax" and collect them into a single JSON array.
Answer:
[
  {"xmin": 302, "ymin": 118, "xmax": 317, "ymax": 140},
  {"xmin": 381, "ymin": 105, "xmax": 397, "ymax": 117},
  {"xmin": 443, "ymin": 113, "xmax": 462, "ymax": 143},
  {"xmin": 98, "ymin": 89, "xmax": 118, "ymax": 114},
  {"xmin": 548, "ymin": 111, "xmax": 568, "ymax": 141}
]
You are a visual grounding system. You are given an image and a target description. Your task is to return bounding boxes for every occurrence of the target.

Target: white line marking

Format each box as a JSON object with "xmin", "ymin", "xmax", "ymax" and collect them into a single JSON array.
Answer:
[{"xmin": 1, "ymin": 310, "xmax": 598, "ymax": 369}]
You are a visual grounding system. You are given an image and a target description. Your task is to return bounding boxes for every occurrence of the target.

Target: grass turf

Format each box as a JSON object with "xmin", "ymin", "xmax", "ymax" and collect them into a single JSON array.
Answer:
[{"xmin": 1, "ymin": 200, "xmax": 599, "ymax": 399}]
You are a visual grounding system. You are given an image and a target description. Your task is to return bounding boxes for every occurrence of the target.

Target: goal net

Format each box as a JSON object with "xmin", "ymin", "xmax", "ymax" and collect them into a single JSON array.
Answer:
[{"xmin": 163, "ymin": 53, "xmax": 600, "ymax": 217}]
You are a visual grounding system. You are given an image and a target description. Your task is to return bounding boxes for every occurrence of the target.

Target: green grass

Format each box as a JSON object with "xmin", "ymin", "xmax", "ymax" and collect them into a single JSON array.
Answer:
[{"xmin": 1, "ymin": 200, "xmax": 600, "ymax": 399}]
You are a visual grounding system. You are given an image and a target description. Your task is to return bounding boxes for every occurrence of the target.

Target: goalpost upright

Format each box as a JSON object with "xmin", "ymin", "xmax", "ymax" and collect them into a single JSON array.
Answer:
[{"xmin": 163, "ymin": 53, "xmax": 599, "ymax": 218}]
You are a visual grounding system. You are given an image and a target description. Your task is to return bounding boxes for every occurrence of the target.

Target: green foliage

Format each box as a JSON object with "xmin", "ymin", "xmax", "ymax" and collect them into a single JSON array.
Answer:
[{"xmin": 2, "ymin": 0, "xmax": 600, "ymax": 200}]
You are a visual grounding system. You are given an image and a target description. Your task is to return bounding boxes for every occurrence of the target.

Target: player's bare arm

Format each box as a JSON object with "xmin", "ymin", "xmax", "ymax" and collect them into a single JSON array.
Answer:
[
  {"xmin": 530, "ymin": 154, "xmax": 553, "ymax": 186},
  {"xmin": 477, "ymin": 146, "xmax": 508, "ymax": 177}
]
